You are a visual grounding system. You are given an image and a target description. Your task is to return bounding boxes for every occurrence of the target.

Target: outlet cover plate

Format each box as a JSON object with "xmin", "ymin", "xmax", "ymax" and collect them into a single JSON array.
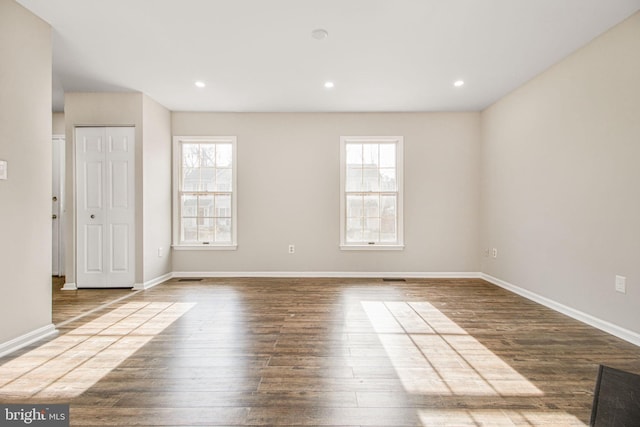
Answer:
[
  {"xmin": 615, "ymin": 275, "xmax": 626, "ymax": 294},
  {"xmin": 0, "ymin": 160, "xmax": 7, "ymax": 180}
]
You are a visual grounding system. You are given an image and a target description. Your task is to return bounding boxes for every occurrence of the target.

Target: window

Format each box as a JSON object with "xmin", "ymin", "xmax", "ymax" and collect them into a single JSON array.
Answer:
[
  {"xmin": 340, "ymin": 136, "xmax": 404, "ymax": 250},
  {"xmin": 173, "ymin": 136, "xmax": 237, "ymax": 249}
]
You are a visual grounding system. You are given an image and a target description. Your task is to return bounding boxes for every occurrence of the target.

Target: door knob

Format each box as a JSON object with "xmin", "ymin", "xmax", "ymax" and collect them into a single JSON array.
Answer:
[
  {"xmin": 90, "ymin": 214, "xmax": 95, "ymax": 219},
  {"xmin": 52, "ymin": 214, "xmax": 57, "ymax": 219}
]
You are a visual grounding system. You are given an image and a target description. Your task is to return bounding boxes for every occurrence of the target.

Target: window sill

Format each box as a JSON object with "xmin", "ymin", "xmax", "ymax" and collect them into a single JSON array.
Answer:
[
  {"xmin": 172, "ymin": 244, "xmax": 237, "ymax": 251},
  {"xmin": 340, "ymin": 244, "xmax": 404, "ymax": 251}
]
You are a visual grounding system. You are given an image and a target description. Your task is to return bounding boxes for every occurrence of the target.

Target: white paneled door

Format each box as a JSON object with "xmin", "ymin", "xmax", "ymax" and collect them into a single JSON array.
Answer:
[{"xmin": 76, "ymin": 127, "xmax": 135, "ymax": 288}]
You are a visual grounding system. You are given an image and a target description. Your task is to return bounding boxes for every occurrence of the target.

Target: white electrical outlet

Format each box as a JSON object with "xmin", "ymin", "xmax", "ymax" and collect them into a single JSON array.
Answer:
[
  {"xmin": 615, "ymin": 275, "xmax": 626, "ymax": 294},
  {"xmin": 492, "ymin": 248, "xmax": 498, "ymax": 258},
  {"xmin": 0, "ymin": 160, "xmax": 7, "ymax": 180},
  {"xmin": 158, "ymin": 247, "xmax": 163, "ymax": 257},
  {"xmin": 288, "ymin": 244, "xmax": 295, "ymax": 254}
]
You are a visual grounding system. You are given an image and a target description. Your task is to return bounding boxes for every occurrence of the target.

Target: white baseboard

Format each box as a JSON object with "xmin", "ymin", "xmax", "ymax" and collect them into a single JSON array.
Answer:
[
  {"xmin": 172, "ymin": 271, "xmax": 482, "ymax": 279},
  {"xmin": 133, "ymin": 272, "xmax": 174, "ymax": 290},
  {"xmin": 0, "ymin": 324, "xmax": 57, "ymax": 358},
  {"xmin": 61, "ymin": 282, "xmax": 77, "ymax": 291},
  {"xmin": 481, "ymin": 273, "xmax": 640, "ymax": 347}
]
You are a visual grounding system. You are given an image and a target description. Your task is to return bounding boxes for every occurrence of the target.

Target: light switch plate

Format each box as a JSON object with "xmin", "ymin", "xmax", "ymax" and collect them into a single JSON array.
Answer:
[{"xmin": 0, "ymin": 160, "xmax": 7, "ymax": 180}]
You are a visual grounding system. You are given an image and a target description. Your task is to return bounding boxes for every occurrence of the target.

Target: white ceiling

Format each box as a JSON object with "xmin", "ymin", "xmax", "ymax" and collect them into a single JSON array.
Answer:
[{"xmin": 17, "ymin": 0, "xmax": 640, "ymax": 113}]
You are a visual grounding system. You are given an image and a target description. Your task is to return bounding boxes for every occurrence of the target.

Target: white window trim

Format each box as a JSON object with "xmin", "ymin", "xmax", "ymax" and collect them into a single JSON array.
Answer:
[
  {"xmin": 339, "ymin": 136, "xmax": 404, "ymax": 251},
  {"xmin": 172, "ymin": 136, "xmax": 238, "ymax": 250}
]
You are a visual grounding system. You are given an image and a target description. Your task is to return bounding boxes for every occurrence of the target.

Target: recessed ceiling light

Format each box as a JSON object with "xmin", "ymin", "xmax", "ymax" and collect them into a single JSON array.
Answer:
[
  {"xmin": 311, "ymin": 29, "xmax": 329, "ymax": 40},
  {"xmin": 194, "ymin": 81, "xmax": 206, "ymax": 88},
  {"xmin": 324, "ymin": 81, "xmax": 335, "ymax": 89},
  {"xmin": 453, "ymin": 80, "xmax": 465, "ymax": 87}
]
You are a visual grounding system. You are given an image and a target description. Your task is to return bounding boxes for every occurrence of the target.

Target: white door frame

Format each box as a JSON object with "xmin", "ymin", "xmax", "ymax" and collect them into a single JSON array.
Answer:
[{"xmin": 52, "ymin": 135, "xmax": 65, "ymax": 277}]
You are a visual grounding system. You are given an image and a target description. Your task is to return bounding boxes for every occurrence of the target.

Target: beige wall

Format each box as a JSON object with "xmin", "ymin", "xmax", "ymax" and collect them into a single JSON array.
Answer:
[
  {"xmin": 64, "ymin": 92, "xmax": 144, "ymax": 285},
  {"xmin": 481, "ymin": 12, "xmax": 640, "ymax": 334},
  {"xmin": 0, "ymin": 0, "xmax": 52, "ymax": 343},
  {"xmin": 142, "ymin": 95, "xmax": 172, "ymax": 282},
  {"xmin": 172, "ymin": 112, "xmax": 481, "ymax": 274},
  {"xmin": 52, "ymin": 112, "xmax": 65, "ymax": 135}
]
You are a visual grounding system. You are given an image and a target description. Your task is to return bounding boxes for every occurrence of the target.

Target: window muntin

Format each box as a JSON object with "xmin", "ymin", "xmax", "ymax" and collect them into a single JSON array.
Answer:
[
  {"xmin": 173, "ymin": 137, "xmax": 237, "ymax": 248},
  {"xmin": 341, "ymin": 137, "xmax": 403, "ymax": 249}
]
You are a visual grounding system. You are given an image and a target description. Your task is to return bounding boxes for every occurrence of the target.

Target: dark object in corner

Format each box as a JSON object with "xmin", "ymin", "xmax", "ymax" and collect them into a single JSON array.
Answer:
[{"xmin": 591, "ymin": 364, "xmax": 640, "ymax": 426}]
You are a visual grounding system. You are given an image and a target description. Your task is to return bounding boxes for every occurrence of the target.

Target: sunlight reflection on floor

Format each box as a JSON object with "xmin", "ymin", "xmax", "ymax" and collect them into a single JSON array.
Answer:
[
  {"xmin": 418, "ymin": 409, "xmax": 585, "ymax": 426},
  {"xmin": 361, "ymin": 300, "xmax": 542, "ymax": 396},
  {"xmin": 0, "ymin": 301, "xmax": 195, "ymax": 399},
  {"xmin": 361, "ymin": 300, "xmax": 587, "ymax": 426}
]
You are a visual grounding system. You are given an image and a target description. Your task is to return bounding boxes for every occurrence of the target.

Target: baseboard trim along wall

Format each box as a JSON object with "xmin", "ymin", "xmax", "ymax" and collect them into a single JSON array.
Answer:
[
  {"xmin": 134, "ymin": 272, "xmax": 174, "ymax": 290},
  {"xmin": 481, "ymin": 273, "xmax": 640, "ymax": 347},
  {"xmin": 61, "ymin": 282, "xmax": 77, "ymax": 291},
  {"xmin": 0, "ymin": 324, "xmax": 57, "ymax": 358},
  {"xmin": 172, "ymin": 271, "xmax": 482, "ymax": 279}
]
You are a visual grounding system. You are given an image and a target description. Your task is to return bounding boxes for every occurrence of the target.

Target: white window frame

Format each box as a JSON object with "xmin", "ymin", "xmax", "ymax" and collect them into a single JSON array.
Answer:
[
  {"xmin": 172, "ymin": 136, "xmax": 237, "ymax": 250},
  {"xmin": 340, "ymin": 136, "xmax": 404, "ymax": 251}
]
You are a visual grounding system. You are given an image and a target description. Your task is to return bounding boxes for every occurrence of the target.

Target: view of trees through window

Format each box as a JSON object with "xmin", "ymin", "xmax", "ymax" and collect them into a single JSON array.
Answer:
[
  {"xmin": 179, "ymin": 142, "xmax": 233, "ymax": 244},
  {"xmin": 345, "ymin": 142, "xmax": 398, "ymax": 243}
]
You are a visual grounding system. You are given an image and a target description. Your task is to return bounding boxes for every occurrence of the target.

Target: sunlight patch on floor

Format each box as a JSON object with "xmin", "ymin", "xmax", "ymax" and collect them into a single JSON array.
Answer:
[
  {"xmin": 0, "ymin": 302, "xmax": 195, "ymax": 399},
  {"xmin": 361, "ymin": 301, "xmax": 542, "ymax": 396},
  {"xmin": 418, "ymin": 409, "xmax": 586, "ymax": 426}
]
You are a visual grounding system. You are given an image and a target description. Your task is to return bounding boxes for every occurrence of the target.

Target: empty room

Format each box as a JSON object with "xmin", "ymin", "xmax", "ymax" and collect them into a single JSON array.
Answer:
[{"xmin": 1, "ymin": 0, "xmax": 639, "ymax": 426}]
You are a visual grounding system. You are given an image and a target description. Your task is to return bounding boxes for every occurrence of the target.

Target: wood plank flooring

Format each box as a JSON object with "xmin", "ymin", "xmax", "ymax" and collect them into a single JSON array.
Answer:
[
  {"xmin": 1, "ymin": 277, "xmax": 639, "ymax": 426},
  {"xmin": 52, "ymin": 276, "xmax": 136, "ymax": 325}
]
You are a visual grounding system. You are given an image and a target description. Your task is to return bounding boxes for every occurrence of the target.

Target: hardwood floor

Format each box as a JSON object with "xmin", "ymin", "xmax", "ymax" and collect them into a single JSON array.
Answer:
[
  {"xmin": 52, "ymin": 276, "xmax": 137, "ymax": 325},
  {"xmin": 2, "ymin": 277, "xmax": 639, "ymax": 426}
]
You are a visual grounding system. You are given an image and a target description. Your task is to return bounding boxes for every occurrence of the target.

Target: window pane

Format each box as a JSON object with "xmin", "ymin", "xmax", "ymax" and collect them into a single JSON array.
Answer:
[
  {"xmin": 198, "ymin": 195, "xmax": 214, "ymax": 218},
  {"xmin": 346, "ymin": 167, "xmax": 362, "ymax": 192},
  {"xmin": 380, "ymin": 218, "xmax": 397, "ymax": 242},
  {"xmin": 198, "ymin": 218, "xmax": 214, "ymax": 242},
  {"xmin": 346, "ymin": 218, "xmax": 363, "ymax": 243},
  {"xmin": 181, "ymin": 217, "xmax": 197, "ymax": 242},
  {"xmin": 181, "ymin": 195, "xmax": 197, "ymax": 217},
  {"xmin": 182, "ymin": 167, "xmax": 199, "ymax": 191},
  {"xmin": 362, "ymin": 144, "xmax": 379, "ymax": 166},
  {"xmin": 363, "ymin": 168, "xmax": 380, "ymax": 191},
  {"xmin": 364, "ymin": 195, "xmax": 379, "ymax": 218},
  {"xmin": 380, "ymin": 168, "xmax": 396, "ymax": 191},
  {"xmin": 363, "ymin": 218, "xmax": 380, "ymax": 242},
  {"xmin": 216, "ymin": 144, "xmax": 232, "ymax": 167},
  {"xmin": 200, "ymin": 167, "xmax": 215, "ymax": 191},
  {"xmin": 182, "ymin": 144, "xmax": 200, "ymax": 167},
  {"xmin": 381, "ymin": 194, "xmax": 396, "ymax": 243},
  {"xmin": 215, "ymin": 218, "xmax": 231, "ymax": 242},
  {"xmin": 215, "ymin": 168, "xmax": 232, "ymax": 192},
  {"xmin": 346, "ymin": 144, "xmax": 362, "ymax": 165},
  {"xmin": 381, "ymin": 195, "xmax": 396, "ymax": 216},
  {"xmin": 201, "ymin": 145, "xmax": 215, "ymax": 167},
  {"xmin": 346, "ymin": 195, "xmax": 363, "ymax": 218},
  {"xmin": 379, "ymin": 144, "xmax": 395, "ymax": 168},
  {"xmin": 215, "ymin": 194, "xmax": 231, "ymax": 218}
]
